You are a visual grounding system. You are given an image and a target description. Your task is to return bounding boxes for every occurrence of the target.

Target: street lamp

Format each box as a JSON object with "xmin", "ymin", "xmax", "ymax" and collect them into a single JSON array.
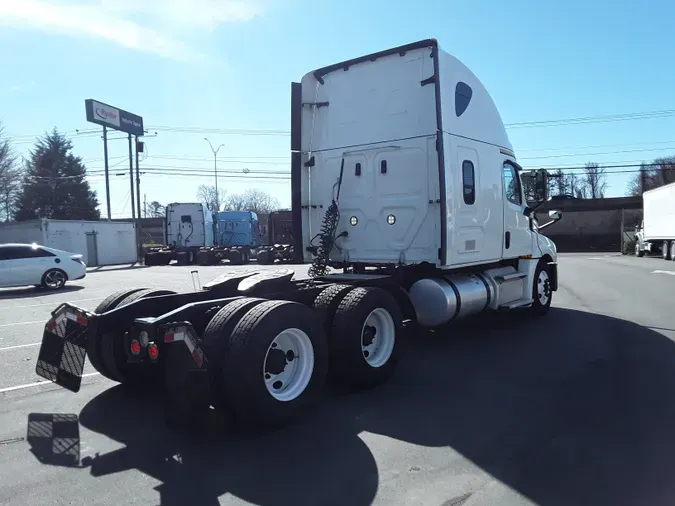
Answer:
[{"xmin": 204, "ymin": 138, "xmax": 225, "ymax": 210}]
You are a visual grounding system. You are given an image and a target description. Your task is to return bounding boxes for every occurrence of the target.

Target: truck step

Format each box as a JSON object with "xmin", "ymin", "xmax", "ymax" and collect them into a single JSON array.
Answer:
[
  {"xmin": 498, "ymin": 298, "xmax": 533, "ymax": 310},
  {"xmin": 494, "ymin": 272, "xmax": 527, "ymax": 283}
]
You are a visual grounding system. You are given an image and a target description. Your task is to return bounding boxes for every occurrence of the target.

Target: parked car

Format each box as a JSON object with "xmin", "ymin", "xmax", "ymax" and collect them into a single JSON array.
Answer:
[{"xmin": 0, "ymin": 243, "xmax": 87, "ymax": 290}]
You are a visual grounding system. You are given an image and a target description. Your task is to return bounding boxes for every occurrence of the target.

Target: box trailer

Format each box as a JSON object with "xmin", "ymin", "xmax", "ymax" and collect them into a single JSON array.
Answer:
[
  {"xmin": 0, "ymin": 219, "xmax": 137, "ymax": 266},
  {"xmin": 635, "ymin": 181, "xmax": 675, "ymax": 259},
  {"xmin": 35, "ymin": 39, "xmax": 565, "ymax": 432},
  {"xmin": 144, "ymin": 203, "xmax": 214, "ymax": 265}
]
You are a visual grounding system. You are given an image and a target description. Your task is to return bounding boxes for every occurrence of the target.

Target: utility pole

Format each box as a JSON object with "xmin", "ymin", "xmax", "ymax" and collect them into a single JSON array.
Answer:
[
  {"xmin": 127, "ymin": 134, "xmax": 136, "ymax": 221},
  {"xmin": 204, "ymin": 138, "xmax": 225, "ymax": 211},
  {"xmin": 103, "ymin": 126, "xmax": 111, "ymax": 220},
  {"xmin": 135, "ymin": 137, "xmax": 144, "ymax": 261}
]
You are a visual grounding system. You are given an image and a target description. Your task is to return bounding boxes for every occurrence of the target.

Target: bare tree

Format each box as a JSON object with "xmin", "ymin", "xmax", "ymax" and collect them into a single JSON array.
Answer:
[
  {"xmin": 581, "ymin": 162, "xmax": 608, "ymax": 199},
  {"xmin": 222, "ymin": 188, "xmax": 280, "ymax": 216},
  {"xmin": 0, "ymin": 124, "xmax": 20, "ymax": 221},
  {"xmin": 196, "ymin": 184, "xmax": 226, "ymax": 212},
  {"xmin": 626, "ymin": 157, "xmax": 675, "ymax": 196},
  {"xmin": 564, "ymin": 171, "xmax": 585, "ymax": 198},
  {"xmin": 550, "ymin": 168, "xmax": 569, "ymax": 196}
]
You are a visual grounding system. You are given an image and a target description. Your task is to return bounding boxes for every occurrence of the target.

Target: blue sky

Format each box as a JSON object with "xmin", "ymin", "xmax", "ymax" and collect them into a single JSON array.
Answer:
[{"xmin": 1, "ymin": 0, "xmax": 674, "ymax": 217}]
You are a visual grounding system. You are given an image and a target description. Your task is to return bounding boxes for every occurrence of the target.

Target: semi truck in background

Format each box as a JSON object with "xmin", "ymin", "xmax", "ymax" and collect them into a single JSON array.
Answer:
[
  {"xmin": 256, "ymin": 210, "xmax": 295, "ymax": 264},
  {"xmin": 36, "ymin": 39, "xmax": 565, "ymax": 431},
  {"xmin": 635, "ymin": 181, "xmax": 675, "ymax": 260},
  {"xmin": 197, "ymin": 209, "xmax": 296, "ymax": 265},
  {"xmin": 198, "ymin": 211, "xmax": 262, "ymax": 265},
  {"xmin": 144, "ymin": 203, "xmax": 214, "ymax": 266}
]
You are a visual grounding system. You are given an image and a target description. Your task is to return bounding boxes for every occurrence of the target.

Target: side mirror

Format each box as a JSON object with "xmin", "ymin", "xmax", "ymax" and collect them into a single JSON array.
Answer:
[
  {"xmin": 548, "ymin": 209, "xmax": 562, "ymax": 221},
  {"xmin": 538, "ymin": 208, "xmax": 563, "ymax": 231}
]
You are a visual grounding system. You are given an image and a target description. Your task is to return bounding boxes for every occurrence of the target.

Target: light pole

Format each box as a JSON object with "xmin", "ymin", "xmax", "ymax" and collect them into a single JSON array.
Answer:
[{"xmin": 204, "ymin": 138, "xmax": 225, "ymax": 211}]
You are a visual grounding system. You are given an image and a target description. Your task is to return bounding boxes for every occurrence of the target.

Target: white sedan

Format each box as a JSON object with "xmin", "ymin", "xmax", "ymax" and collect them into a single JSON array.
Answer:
[{"xmin": 0, "ymin": 243, "xmax": 87, "ymax": 290}]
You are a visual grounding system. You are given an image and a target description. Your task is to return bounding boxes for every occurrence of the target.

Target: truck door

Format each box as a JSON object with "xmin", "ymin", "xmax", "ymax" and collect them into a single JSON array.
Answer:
[{"xmin": 502, "ymin": 161, "xmax": 534, "ymax": 259}]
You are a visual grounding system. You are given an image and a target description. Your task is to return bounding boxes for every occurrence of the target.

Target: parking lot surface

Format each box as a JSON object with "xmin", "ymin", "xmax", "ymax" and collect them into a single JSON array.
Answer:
[{"xmin": 0, "ymin": 254, "xmax": 674, "ymax": 506}]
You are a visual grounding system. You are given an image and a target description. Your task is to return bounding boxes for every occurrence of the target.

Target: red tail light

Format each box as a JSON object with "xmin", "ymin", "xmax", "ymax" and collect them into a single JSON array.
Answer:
[
  {"xmin": 72, "ymin": 257, "xmax": 85, "ymax": 265},
  {"xmin": 148, "ymin": 343, "xmax": 159, "ymax": 361},
  {"xmin": 130, "ymin": 339, "xmax": 141, "ymax": 355}
]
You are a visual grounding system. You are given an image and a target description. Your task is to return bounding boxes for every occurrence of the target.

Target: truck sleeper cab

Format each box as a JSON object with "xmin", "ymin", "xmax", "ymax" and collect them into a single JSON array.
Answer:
[{"xmin": 35, "ymin": 39, "xmax": 563, "ymax": 432}]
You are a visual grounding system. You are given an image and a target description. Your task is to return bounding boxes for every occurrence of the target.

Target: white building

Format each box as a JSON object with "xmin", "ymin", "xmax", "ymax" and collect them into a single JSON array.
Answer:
[{"xmin": 0, "ymin": 219, "xmax": 138, "ymax": 267}]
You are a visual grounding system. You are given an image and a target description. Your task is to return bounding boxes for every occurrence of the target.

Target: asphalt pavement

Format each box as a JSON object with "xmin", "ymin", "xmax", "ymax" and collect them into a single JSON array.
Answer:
[{"xmin": 0, "ymin": 254, "xmax": 674, "ymax": 506}]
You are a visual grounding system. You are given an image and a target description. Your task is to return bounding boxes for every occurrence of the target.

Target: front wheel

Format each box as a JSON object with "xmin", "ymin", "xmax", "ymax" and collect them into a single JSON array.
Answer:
[
  {"xmin": 41, "ymin": 269, "xmax": 67, "ymax": 290},
  {"xmin": 635, "ymin": 242, "xmax": 644, "ymax": 257},
  {"xmin": 528, "ymin": 261, "xmax": 553, "ymax": 316}
]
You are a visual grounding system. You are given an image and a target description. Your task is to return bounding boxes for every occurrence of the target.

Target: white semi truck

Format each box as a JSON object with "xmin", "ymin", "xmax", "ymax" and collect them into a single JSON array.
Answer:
[
  {"xmin": 634, "ymin": 181, "xmax": 675, "ymax": 260},
  {"xmin": 144, "ymin": 203, "xmax": 214, "ymax": 265},
  {"xmin": 35, "ymin": 39, "xmax": 564, "ymax": 430}
]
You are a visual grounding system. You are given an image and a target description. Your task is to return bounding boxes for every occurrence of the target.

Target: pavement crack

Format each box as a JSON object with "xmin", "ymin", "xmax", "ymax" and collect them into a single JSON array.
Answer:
[{"xmin": 0, "ymin": 436, "xmax": 25, "ymax": 445}]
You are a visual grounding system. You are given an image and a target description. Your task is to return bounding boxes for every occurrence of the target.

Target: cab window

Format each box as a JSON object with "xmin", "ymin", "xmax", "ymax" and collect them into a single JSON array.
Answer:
[{"xmin": 503, "ymin": 162, "xmax": 522, "ymax": 206}]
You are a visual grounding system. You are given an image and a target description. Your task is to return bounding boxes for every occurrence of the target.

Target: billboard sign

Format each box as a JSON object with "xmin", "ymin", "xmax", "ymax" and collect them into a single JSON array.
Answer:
[{"xmin": 85, "ymin": 99, "xmax": 144, "ymax": 136}]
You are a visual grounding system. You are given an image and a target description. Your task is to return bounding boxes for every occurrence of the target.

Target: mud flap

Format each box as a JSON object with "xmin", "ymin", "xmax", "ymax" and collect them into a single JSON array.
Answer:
[
  {"xmin": 35, "ymin": 304, "xmax": 95, "ymax": 393},
  {"xmin": 161, "ymin": 322, "xmax": 214, "ymax": 429}
]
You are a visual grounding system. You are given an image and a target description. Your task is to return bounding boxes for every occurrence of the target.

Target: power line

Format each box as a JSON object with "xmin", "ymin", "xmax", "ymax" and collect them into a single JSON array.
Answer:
[
  {"xmin": 519, "ymin": 145, "xmax": 675, "ymax": 161},
  {"xmin": 505, "ymin": 108, "xmax": 675, "ymax": 129},
  {"xmin": 517, "ymin": 139, "xmax": 675, "ymax": 153}
]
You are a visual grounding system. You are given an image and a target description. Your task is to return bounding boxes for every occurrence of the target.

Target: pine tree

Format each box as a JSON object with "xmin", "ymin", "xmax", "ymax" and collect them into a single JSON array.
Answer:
[{"xmin": 15, "ymin": 128, "xmax": 100, "ymax": 221}]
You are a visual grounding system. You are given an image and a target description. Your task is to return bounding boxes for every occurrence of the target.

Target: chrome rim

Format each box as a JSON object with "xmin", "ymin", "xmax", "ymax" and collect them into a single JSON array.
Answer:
[
  {"xmin": 45, "ymin": 270, "xmax": 65, "ymax": 288},
  {"xmin": 537, "ymin": 270, "xmax": 551, "ymax": 306},
  {"xmin": 361, "ymin": 308, "xmax": 396, "ymax": 368},
  {"xmin": 263, "ymin": 328, "xmax": 314, "ymax": 402}
]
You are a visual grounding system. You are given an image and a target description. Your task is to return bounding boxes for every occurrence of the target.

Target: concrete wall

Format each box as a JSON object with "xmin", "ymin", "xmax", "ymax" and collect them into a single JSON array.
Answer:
[
  {"xmin": 0, "ymin": 221, "xmax": 44, "ymax": 244},
  {"xmin": 537, "ymin": 197, "xmax": 642, "ymax": 252},
  {"xmin": 0, "ymin": 219, "xmax": 137, "ymax": 266}
]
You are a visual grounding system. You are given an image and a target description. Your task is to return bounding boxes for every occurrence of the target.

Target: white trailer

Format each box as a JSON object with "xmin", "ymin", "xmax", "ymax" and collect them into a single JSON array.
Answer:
[
  {"xmin": 144, "ymin": 203, "xmax": 214, "ymax": 265},
  {"xmin": 0, "ymin": 219, "xmax": 137, "ymax": 266},
  {"xmin": 635, "ymin": 181, "xmax": 675, "ymax": 260},
  {"xmin": 35, "ymin": 39, "xmax": 565, "ymax": 431}
]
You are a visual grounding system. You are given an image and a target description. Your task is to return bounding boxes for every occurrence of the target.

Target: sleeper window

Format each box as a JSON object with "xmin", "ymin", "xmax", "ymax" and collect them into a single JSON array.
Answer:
[
  {"xmin": 503, "ymin": 162, "xmax": 522, "ymax": 206},
  {"xmin": 462, "ymin": 161, "xmax": 475, "ymax": 205}
]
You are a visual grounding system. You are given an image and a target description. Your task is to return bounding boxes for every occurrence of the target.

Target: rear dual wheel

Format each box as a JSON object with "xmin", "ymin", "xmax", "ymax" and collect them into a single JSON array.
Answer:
[{"xmin": 204, "ymin": 299, "xmax": 328, "ymax": 430}]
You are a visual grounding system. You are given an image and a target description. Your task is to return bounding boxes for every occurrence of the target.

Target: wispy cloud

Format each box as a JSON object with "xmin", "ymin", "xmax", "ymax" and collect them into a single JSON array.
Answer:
[
  {"xmin": 9, "ymin": 81, "xmax": 37, "ymax": 92},
  {"xmin": 0, "ymin": 0, "xmax": 266, "ymax": 62}
]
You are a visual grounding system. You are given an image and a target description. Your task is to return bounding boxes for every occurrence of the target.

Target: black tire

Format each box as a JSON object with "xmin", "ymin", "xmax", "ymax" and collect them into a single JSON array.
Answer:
[
  {"xmin": 201, "ymin": 297, "xmax": 267, "ymax": 407},
  {"xmin": 99, "ymin": 289, "xmax": 176, "ymax": 384},
  {"xmin": 257, "ymin": 249, "xmax": 270, "ymax": 264},
  {"xmin": 41, "ymin": 269, "xmax": 68, "ymax": 290},
  {"xmin": 229, "ymin": 250, "xmax": 243, "ymax": 265},
  {"xmin": 671, "ymin": 241, "xmax": 675, "ymax": 261},
  {"xmin": 222, "ymin": 300, "xmax": 329, "ymax": 430},
  {"xmin": 528, "ymin": 260, "xmax": 553, "ymax": 316},
  {"xmin": 88, "ymin": 288, "xmax": 148, "ymax": 379},
  {"xmin": 144, "ymin": 253, "xmax": 156, "ymax": 266},
  {"xmin": 329, "ymin": 287, "xmax": 403, "ymax": 391},
  {"xmin": 312, "ymin": 284, "xmax": 355, "ymax": 335},
  {"xmin": 663, "ymin": 241, "xmax": 670, "ymax": 260},
  {"xmin": 176, "ymin": 251, "xmax": 189, "ymax": 266}
]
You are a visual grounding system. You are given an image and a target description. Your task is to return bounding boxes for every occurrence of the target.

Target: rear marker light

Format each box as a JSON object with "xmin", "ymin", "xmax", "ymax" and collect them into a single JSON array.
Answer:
[
  {"xmin": 130, "ymin": 340, "xmax": 141, "ymax": 355},
  {"xmin": 148, "ymin": 343, "xmax": 159, "ymax": 361}
]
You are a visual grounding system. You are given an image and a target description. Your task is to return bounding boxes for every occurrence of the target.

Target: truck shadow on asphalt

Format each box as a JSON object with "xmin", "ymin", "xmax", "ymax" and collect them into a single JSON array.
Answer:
[
  {"xmin": 0, "ymin": 284, "xmax": 84, "ymax": 300},
  {"xmin": 27, "ymin": 307, "xmax": 675, "ymax": 506}
]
